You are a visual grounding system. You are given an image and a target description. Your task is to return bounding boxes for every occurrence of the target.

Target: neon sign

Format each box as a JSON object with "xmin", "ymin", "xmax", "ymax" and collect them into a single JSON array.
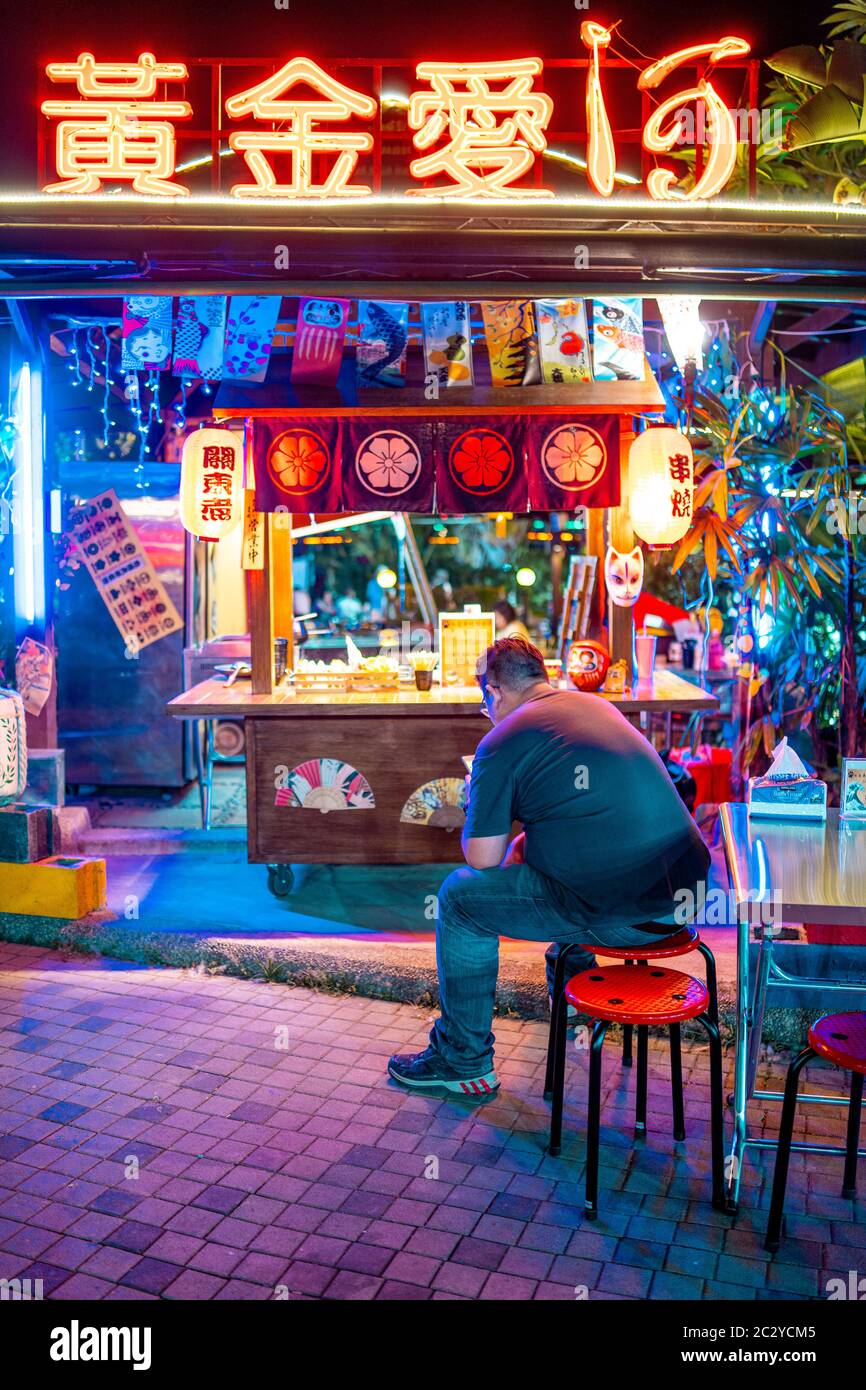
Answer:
[{"xmin": 40, "ymin": 35, "xmax": 751, "ymax": 202}]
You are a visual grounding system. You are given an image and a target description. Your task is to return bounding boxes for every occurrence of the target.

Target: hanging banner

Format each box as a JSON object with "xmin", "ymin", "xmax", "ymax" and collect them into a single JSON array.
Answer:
[
  {"xmin": 67, "ymin": 490, "xmax": 183, "ymax": 653},
  {"xmin": 592, "ymin": 297, "xmax": 645, "ymax": 382},
  {"xmin": 480, "ymin": 301, "xmax": 540, "ymax": 387},
  {"xmin": 15, "ymin": 637, "xmax": 54, "ymax": 717},
  {"xmin": 420, "ymin": 302, "xmax": 473, "ymax": 390},
  {"xmin": 526, "ymin": 416, "xmax": 620, "ymax": 509},
  {"xmin": 224, "ymin": 295, "xmax": 281, "ymax": 382},
  {"xmin": 253, "ymin": 418, "xmax": 343, "ymax": 512},
  {"xmin": 356, "ymin": 301, "xmax": 409, "ymax": 389},
  {"xmin": 435, "ymin": 417, "xmax": 528, "ymax": 514},
  {"xmin": 344, "ymin": 419, "xmax": 434, "ymax": 511},
  {"xmin": 121, "ymin": 295, "xmax": 174, "ymax": 372},
  {"xmin": 173, "ymin": 295, "xmax": 227, "ymax": 380},
  {"xmin": 536, "ymin": 298, "xmax": 593, "ymax": 384},
  {"xmin": 291, "ymin": 297, "xmax": 350, "ymax": 387}
]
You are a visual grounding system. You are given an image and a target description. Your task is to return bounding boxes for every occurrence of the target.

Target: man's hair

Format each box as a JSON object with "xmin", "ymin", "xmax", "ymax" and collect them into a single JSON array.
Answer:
[
  {"xmin": 493, "ymin": 599, "xmax": 517, "ymax": 623},
  {"xmin": 477, "ymin": 635, "xmax": 547, "ymax": 691}
]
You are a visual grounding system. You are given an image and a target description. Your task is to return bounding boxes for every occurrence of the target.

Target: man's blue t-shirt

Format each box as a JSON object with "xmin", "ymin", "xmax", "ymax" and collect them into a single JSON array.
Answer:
[{"xmin": 464, "ymin": 688, "xmax": 710, "ymax": 928}]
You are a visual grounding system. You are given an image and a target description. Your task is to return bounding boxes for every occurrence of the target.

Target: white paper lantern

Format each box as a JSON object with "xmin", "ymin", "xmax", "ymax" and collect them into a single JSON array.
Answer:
[
  {"xmin": 629, "ymin": 427, "xmax": 694, "ymax": 548},
  {"xmin": 180, "ymin": 428, "xmax": 243, "ymax": 541},
  {"xmin": 0, "ymin": 688, "xmax": 28, "ymax": 806}
]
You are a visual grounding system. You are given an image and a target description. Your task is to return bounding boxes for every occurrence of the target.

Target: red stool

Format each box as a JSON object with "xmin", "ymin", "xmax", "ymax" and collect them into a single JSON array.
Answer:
[
  {"xmin": 765, "ymin": 1012, "xmax": 866, "ymax": 1253},
  {"xmin": 544, "ymin": 927, "xmax": 718, "ymax": 1143},
  {"xmin": 547, "ymin": 964, "xmax": 726, "ymax": 1219}
]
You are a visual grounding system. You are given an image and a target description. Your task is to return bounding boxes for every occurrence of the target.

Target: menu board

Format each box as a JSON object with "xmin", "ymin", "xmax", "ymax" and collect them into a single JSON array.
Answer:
[
  {"xmin": 438, "ymin": 610, "xmax": 495, "ymax": 687},
  {"xmin": 67, "ymin": 489, "xmax": 183, "ymax": 654}
]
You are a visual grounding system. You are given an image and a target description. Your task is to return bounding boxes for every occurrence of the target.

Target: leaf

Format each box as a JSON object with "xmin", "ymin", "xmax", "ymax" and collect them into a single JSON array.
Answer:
[
  {"xmin": 785, "ymin": 85, "xmax": 862, "ymax": 149},
  {"xmin": 765, "ymin": 45, "xmax": 828, "ymax": 87}
]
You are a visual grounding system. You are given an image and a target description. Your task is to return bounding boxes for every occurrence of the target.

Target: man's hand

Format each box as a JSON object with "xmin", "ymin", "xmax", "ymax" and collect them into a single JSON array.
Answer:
[{"xmin": 502, "ymin": 831, "xmax": 525, "ymax": 866}]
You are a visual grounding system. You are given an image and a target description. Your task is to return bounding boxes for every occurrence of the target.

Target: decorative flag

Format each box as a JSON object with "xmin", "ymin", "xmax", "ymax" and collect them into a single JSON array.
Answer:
[
  {"xmin": 435, "ymin": 417, "xmax": 528, "ymax": 514},
  {"xmin": 536, "ymin": 299, "xmax": 593, "ymax": 384},
  {"xmin": 173, "ymin": 295, "xmax": 227, "ymax": 380},
  {"xmin": 480, "ymin": 301, "xmax": 540, "ymax": 386},
  {"xmin": 224, "ymin": 295, "xmax": 281, "ymax": 382},
  {"xmin": 592, "ymin": 297, "xmax": 645, "ymax": 382},
  {"xmin": 344, "ymin": 419, "xmax": 434, "ymax": 511},
  {"xmin": 121, "ymin": 295, "xmax": 174, "ymax": 371},
  {"xmin": 15, "ymin": 637, "xmax": 53, "ymax": 717},
  {"xmin": 179, "ymin": 428, "xmax": 244, "ymax": 541},
  {"xmin": 420, "ymin": 302, "xmax": 473, "ymax": 390},
  {"xmin": 526, "ymin": 416, "xmax": 620, "ymax": 509},
  {"xmin": 253, "ymin": 418, "xmax": 343, "ymax": 512},
  {"xmin": 291, "ymin": 297, "xmax": 350, "ymax": 387},
  {"xmin": 66, "ymin": 490, "xmax": 183, "ymax": 653},
  {"xmin": 356, "ymin": 301, "xmax": 409, "ymax": 388}
]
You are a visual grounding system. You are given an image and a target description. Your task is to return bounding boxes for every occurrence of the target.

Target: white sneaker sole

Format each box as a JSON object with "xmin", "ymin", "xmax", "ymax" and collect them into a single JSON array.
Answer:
[{"xmin": 388, "ymin": 1063, "xmax": 500, "ymax": 1097}]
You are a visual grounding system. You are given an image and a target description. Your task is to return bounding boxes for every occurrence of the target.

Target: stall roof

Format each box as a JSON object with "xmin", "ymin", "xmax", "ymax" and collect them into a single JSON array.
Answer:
[{"xmin": 1, "ymin": 197, "xmax": 866, "ymax": 301}]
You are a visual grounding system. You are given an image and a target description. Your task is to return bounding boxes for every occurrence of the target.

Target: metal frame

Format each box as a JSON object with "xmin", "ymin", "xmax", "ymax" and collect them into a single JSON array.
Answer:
[{"xmin": 721, "ymin": 803, "xmax": 866, "ymax": 1210}]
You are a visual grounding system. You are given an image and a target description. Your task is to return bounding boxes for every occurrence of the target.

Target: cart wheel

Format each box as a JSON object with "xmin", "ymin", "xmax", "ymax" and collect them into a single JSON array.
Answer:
[{"xmin": 266, "ymin": 865, "xmax": 295, "ymax": 898}]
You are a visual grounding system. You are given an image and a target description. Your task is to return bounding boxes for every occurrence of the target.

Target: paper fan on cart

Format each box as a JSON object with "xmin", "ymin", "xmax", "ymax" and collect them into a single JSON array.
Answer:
[
  {"xmin": 400, "ymin": 777, "xmax": 468, "ymax": 830},
  {"xmin": 275, "ymin": 758, "xmax": 375, "ymax": 813}
]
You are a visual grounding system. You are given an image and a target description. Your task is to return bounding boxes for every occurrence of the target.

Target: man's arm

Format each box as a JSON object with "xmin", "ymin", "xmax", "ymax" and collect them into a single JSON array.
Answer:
[{"xmin": 462, "ymin": 831, "xmax": 511, "ymax": 871}]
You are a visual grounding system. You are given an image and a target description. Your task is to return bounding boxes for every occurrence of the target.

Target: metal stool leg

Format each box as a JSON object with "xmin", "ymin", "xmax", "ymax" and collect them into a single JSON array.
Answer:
[
  {"xmin": 697, "ymin": 1013, "xmax": 726, "ymax": 1210},
  {"xmin": 842, "ymin": 1070, "xmax": 864, "ymax": 1200},
  {"xmin": 544, "ymin": 947, "xmax": 572, "ymax": 1099},
  {"xmin": 203, "ymin": 720, "xmax": 216, "ymax": 833},
  {"xmin": 669, "ymin": 1022, "xmax": 686, "ymax": 1141},
  {"xmin": 697, "ymin": 941, "xmax": 719, "ymax": 1028},
  {"xmin": 585, "ymin": 1020, "xmax": 608, "ymax": 1220},
  {"xmin": 635, "ymin": 1025, "xmax": 648, "ymax": 1135},
  {"xmin": 765, "ymin": 1046, "xmax": 815, "ymax": 1252},
  {"xmin": 548, "ymin": 986, "xmax": 570, "ymax": 1157},
  {"xmin": 622, "ymin": 959, "xmax": 636, "ymax": 1068}
]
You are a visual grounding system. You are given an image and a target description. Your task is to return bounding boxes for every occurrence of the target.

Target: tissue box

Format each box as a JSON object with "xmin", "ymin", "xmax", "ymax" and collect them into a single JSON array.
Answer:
[{"xmin": 747, "ymin": 773, "xmax": 828, "ymax": 820}]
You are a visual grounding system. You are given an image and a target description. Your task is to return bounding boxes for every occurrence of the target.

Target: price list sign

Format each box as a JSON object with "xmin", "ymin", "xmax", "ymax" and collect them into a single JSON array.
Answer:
[{"xmin": 68, "ymin": 489, "xmax": 183, "ymax": 653}]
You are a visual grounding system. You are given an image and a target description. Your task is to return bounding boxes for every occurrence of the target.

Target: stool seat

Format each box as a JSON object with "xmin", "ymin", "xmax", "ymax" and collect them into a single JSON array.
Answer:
[
  {"xmin": 808, "ymin": 1012, "xmax": 866, "ymax": 1075},
  {"xmin": 580, "ymin": 926, "xmax": 699, "ymax": 961},
  {"xmin": 565, "ymin": 964, "xmax": 709, "ymax": 1027}
]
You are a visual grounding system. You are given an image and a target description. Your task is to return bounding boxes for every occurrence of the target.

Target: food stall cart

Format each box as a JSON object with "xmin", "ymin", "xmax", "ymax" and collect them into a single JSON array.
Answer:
[{"xmin": 167, "ymin": 367, "xmax": 719, "ymax": 893}]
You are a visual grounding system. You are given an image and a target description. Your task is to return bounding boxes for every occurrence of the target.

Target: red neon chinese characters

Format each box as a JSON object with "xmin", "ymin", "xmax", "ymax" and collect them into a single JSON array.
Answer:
[
  {"xmin": 639, "ymin": 37, "xmax": 750, "ymax": 201},
  {"xmin": 225, "ymin": 57, "xmax": 377, "ymax": 199},
  {"xmin": 41, "ymin": 53, "xmax": 192, "ymax": 195},
  {"xmin": 407, "ymin": 59, "xmax": 553, "ymax": 198},
  {"xmin": 580, "ymin": 22, "xmax": 617, "ymax": 198}
]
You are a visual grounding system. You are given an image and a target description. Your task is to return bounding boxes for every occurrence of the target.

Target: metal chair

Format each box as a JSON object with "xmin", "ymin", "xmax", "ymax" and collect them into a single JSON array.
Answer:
[
  {"xmin": 546, "ymin": 963, "xmax": 726, "ymax": 1220},
  {"xmin": 765, "ymin": 1011, "xmax": 866, "ymax": 1253}
]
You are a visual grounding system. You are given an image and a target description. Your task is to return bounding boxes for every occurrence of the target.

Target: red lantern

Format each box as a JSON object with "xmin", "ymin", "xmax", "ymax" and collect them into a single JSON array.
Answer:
[{"xmin": 567, "ymin": 639, "xmax": 610, "ymax": 692}]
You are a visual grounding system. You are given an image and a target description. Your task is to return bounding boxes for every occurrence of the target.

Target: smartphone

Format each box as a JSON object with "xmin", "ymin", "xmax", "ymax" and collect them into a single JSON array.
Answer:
[{"xmin": 461, "ymin": 756, "xmax": 474, "ymax": 774}]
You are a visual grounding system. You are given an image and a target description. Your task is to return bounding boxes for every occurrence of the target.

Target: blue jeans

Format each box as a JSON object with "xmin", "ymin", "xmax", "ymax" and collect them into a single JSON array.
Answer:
[{"xmin": 428, "ymin": 862, "xmax": 680, "ymax": 1076}]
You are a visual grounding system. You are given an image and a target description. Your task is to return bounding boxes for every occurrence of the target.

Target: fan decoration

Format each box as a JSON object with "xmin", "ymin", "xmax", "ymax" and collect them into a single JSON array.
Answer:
[
  {"xmin": 400, "ymin": 778, "xmax": 468, "ymax": 831},
  {"xmin": 275, "ymin": 758, "xmax": 375, "ymax": 813}
]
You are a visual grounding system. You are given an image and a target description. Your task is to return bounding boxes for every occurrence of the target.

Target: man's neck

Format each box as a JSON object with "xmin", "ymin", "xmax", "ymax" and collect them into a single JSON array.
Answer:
[{"xmin": 510, "ymin": 681, "xmax": 556, "ymax": 712}]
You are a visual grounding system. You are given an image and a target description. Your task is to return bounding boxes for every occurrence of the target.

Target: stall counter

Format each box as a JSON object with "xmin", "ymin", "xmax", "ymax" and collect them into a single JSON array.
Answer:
[{"xmin": 167, "ymin": 672, "xmax": 719, "ymax": 874}]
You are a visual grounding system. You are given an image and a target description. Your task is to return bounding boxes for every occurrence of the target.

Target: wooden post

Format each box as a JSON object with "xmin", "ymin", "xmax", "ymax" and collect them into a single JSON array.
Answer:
[
  {"xmin": 248, "ymin": 520, "xmax": 274, "ymax": 695},
  {"xmin": 271, "ymin": 512, "xmax": 294, "ymax": 670},
  {"xmin": 608, "ymin": 426, "xmax": 635, "ymax": 676},
  {"xmin": 586, "ymin": 508, "xmax": 606, "ymax": 641}
]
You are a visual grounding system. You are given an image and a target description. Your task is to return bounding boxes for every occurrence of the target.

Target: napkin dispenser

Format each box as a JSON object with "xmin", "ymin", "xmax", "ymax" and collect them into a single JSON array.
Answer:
[{"xmin": 747, "ymin": 737, "xmax": 827, "ymax": 820}]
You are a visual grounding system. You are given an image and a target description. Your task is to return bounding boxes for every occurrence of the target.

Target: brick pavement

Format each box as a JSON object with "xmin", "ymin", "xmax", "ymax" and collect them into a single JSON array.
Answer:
[{"xmin": 0, "ymin": 942, "xmax": 863, "ymax": 1301}]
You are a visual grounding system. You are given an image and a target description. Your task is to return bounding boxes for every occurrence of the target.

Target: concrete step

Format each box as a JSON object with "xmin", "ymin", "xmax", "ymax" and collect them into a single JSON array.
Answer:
[{"xmin": 80, "ymin": 826, "xmax": 247, "ymax": 856}]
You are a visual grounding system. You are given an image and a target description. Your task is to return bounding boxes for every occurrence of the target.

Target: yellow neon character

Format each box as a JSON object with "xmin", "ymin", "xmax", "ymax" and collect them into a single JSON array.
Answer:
[
  {"xmin": 225, "ymin": 57, "xmax": 377, "ymax": 199},
  {"xmin": 41, "ymin": 52, "xmax": 192, "ymax": 195},
  {"xmin": 580, "ymin": 22, "xmax": 617, "ymax": 198},
  {"xmin": 407, "ymin": 59, "xmax": 554, "ymax": 198},
  {"xmin": 639, "ymin": 37, "xmax": 751, "ymax": 201}
]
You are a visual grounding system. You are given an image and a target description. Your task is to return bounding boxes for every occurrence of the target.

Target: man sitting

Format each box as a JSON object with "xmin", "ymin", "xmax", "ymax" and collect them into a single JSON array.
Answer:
[{"xmin": 388, "ymin": 636, "xmax": 710, "ymax": 1097}]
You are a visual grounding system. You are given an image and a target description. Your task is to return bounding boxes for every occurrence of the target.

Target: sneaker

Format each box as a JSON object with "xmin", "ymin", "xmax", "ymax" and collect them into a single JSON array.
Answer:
[
  {"xmin": 548, "ymin": 994, "xmax": 579, "ymax": 1020},
  {"xmin": 388, "ymin": 1050, "xmax": 499, "ymax": 1099}
]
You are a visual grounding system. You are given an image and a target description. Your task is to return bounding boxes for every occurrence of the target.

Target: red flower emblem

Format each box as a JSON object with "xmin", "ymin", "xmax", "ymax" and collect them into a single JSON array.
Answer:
[
  {"xmin": 355, "ymin": 431, "xmax": 422, "ymax": 497},
  {"xmin": 540, "ymin": 424, "xmax": 607, "ymax": 492},
  {"xmin": 267, "ymin": 429, "xmax": 330, "ymax": 496},
  {"xmin": 448, "ymin": 429, "xmax": 514, "ymax": 496}
]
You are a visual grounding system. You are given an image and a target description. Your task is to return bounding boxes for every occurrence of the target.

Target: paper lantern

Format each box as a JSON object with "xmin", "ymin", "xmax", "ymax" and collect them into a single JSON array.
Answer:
[
  {"xmin": 628, "ymin": 427, "xmax": 694, "ymax": 548},
  {"xmin": 180, "ymin": 428, "xmax": 243, "ymax": 541}
]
